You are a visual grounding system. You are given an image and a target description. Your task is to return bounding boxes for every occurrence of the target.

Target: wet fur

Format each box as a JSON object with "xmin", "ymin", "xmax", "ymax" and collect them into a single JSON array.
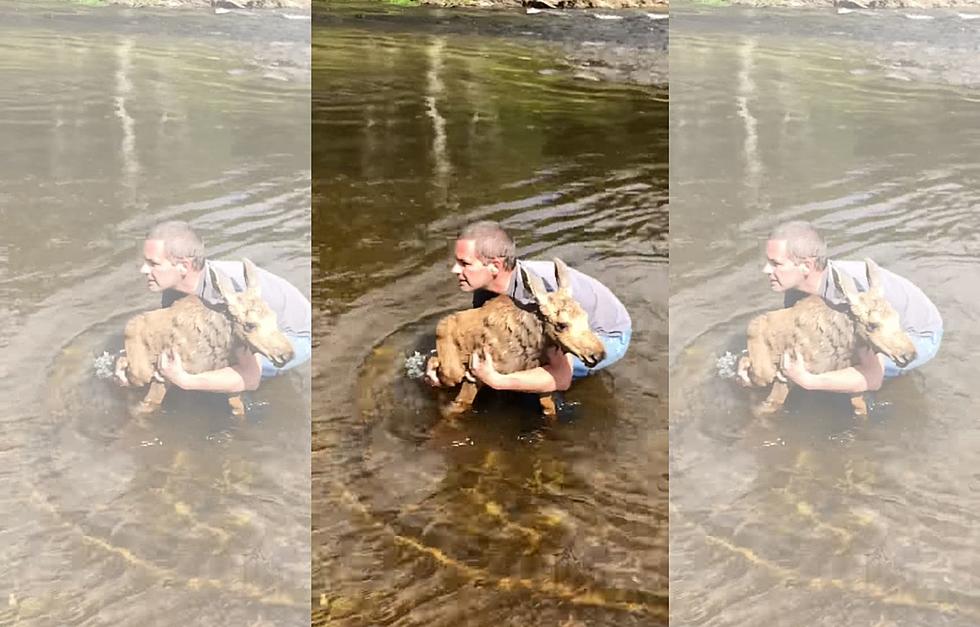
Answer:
[
  {"xmin": 739, "ymin": 258, "xmax": 917, "ymax": 418},
  {"xmin": 741, "ymin": 295, "xmax": 867, "ymax": 416},
  {"xmin": 117, "ymin": 259, "xmax": 294, "ymax": 416},
  {"xmin": 429, "ymin": 258, "xmax": 607, "ymax": 420}
]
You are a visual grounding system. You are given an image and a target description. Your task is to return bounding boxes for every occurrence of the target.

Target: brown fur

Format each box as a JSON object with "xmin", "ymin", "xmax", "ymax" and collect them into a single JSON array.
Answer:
[
  {"xmin": 738, "ymin": 258, "xmax": 917, "ymax": 417},
  {"xmin": 115, "ymin": 259, "xmax": 295, "ymax": 416},
  {"xmin": 428, "ymin": 258, "xmax": 606, "ymax": 420}
]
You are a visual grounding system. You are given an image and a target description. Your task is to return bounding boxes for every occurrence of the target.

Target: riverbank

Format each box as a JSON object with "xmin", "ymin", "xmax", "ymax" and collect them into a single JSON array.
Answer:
[
  {"xmin": 316, "ymin": 2, "xmax": 668, "ymax": 85},
  {"xmin": 678, "ymin": 5, "xmax": 980, "ymax": 87},
  {"xmin": 723, "ymin": 0, "xmax": 979, "ymax": 7},
  {"xmin": 67, "ymin": 0, "xmax": 309, "ymax": 8},
  {"xmin": 418, "ymin": 0, "xmax": 667, "ymax": 7}
]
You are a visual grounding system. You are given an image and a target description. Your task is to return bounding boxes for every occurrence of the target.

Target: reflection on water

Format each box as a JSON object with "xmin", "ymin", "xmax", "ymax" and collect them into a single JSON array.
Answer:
[
  {"xmin": 313, "ymin": 6, "xmax": 668, "ymax": 625},
  {"xmin": 671, "ymin": 9, "xmax": 980, "ymax": 626},
  {"xmin": 0, "ymin": 5, "xmax": 310, "ymax": 625}
]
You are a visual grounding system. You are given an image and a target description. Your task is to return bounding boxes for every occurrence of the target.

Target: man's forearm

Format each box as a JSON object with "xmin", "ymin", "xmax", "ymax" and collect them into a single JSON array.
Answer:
[
  {"xmin": 490, "ymin": 366, "xmax": 562, "ymax": 394},
  {"xmin": 799, "ymin": 366, "xmax": 871, "ymax": 394},
  {"xmin": 176, "ymin": 366, "xmax": 251, "ymax": 394}
]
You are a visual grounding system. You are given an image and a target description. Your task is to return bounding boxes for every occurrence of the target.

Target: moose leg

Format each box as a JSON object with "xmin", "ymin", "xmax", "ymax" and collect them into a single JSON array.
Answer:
[
  {"xmin": 228, "ymin": 395, "xmax": 246, "ymax": 417},
  {"xmin": 850, "ymin": 394, "xmax": 868, "ymax": 418},
  {"xmin": 137, "ymin": 380, "xmax": 168, "ymax": 414},
  {"xmin": 442, "ymin": 381, "xmax": 480, "ymax": 419},
  {"xmin": 754, "ymin": 380, "xmax": 790, "ymax": 418},
  {"xmin": 744, "ymin": 320, "xmax": 777, "ymax": 386},
  {"xmin": 538, "ymin": 393, "xmax": 557, "ymax": 422},
  {"xmin": 434, "ymin": 318, "xmax": 466, "ymax": 386}
]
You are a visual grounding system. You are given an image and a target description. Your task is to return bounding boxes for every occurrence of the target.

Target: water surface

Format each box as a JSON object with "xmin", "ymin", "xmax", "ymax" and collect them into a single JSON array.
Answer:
[
  {"xmin": 314, "ymin": 5, "xmax": 668, "ymax": 624},
  {"xmin": 0, "ymin": 4, "xmax": 311, "ymax": 624},
  {"xmin": 670, "ymin": 8, "xmax": 980, "ymax": 626}
]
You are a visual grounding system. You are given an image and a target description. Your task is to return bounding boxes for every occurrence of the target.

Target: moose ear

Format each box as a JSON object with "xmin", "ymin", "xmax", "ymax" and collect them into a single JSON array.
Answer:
[
  {"xmin": 242, "ymin": 258, "xmax": 261, "ymax": 297},
  {"xmin": 864, "ymin": 258, "xmax": 884, "ymax": 297},
  {"xmin": 210, "ymin": 264, "xmax": 239, "ymax": 307},
  {"xmin": 553, "ymin": 258, "xmax": 573, "ymax": 296},
  {"xmin": 521, "ymin": 266, "xmax": 550, "ymax": 306},
  {"xmin": 830, "ymin": 264, "xmax": 861, "ymax": 306}
]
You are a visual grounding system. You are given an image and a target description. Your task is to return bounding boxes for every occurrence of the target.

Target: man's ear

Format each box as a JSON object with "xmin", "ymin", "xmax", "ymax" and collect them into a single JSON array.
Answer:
[{"xmin": 800, "ymin": 257, "xmax": 815, "ymax": 276}]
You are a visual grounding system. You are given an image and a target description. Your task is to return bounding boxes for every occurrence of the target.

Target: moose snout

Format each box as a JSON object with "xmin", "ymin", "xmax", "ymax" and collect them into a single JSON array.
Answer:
[
  {"xmin": 893, "ymin": 349, "xmax": 917, "ymax": 369},
  {"xmin": 269, "ymin": 348, "xmax": 294, "ymax": 368},
  {"xmin": 581, "ymin": 348, "xmax": 606, "ymax": 368}
]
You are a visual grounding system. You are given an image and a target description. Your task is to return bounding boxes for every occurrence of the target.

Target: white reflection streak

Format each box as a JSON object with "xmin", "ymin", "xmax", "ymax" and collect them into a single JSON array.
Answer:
[
  {"xmin": 115, "ymin": 37, "xmax": 140, "ymax": 188},
  {"xmin": 426, "ymin": 37, "xmax": 451, "ymax": 192},
  {"xmin": 736, "ymin": 38, "xmax": 761, "ymax": 199}
]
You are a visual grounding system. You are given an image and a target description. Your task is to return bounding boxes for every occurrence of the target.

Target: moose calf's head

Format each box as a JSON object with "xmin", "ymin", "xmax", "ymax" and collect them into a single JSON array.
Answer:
[
  {"xmin": 831, "ymin": 258, "xmax": 917, "ymax": 368},
  {"xmin": 521, "ymin": 258, "xmax": 606, "ymax": 368},
  {"xmin": 212, "ymin": 259, "xmax": 295, "ymax": 368}
]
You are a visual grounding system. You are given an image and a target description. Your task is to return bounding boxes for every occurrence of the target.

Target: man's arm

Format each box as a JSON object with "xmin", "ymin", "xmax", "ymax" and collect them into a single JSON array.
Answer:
[
  {"xmin": 158, "ymin": 346, "xmax": 262, "ymax": 393},
  {"xmin": 782, "ymin": 346, "xmax": 885, "ymax": 393},
  {"xmin": 470, "ymin": 346, "xmax": 573, "ymax": 393}
]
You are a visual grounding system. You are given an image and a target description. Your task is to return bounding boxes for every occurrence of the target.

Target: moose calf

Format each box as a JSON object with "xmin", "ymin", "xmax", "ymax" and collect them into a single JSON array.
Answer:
[
  {"xmin": 738, "ymin": 258, "xmax": 917, "ymax": 417},
  {"xmin": 427, "ymin": 258, "xmax": 606, "ymax": 420},
  {"xmin": 114, "ymin": 259, "xmax": 294, "ymax": 416}
]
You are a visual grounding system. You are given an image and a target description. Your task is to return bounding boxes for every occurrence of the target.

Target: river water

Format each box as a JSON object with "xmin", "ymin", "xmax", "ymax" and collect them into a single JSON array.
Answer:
[
  {"xmin": 670, "ymin": 7, "xmax": 980, "ymax": 627},
  {"xmin": 0, "ymin": 4, "xmax": 311, "ymax": 625},
  {"xmin": 313, "ymin": 4, "xmax": 668, "ymax": 625}
]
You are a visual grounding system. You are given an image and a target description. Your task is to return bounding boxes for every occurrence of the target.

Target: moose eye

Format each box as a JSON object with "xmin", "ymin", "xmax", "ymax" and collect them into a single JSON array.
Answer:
[
  {"xmin": 867, "ymin": 322, "xmax": 879, "ymax": 332},
  {"xmin": 244, "ymin": 322, "xmax": 257, "ymax": 332},
  {"xmin": 554, "ymin": 322, "xmax": 568, "ymax": 332}
]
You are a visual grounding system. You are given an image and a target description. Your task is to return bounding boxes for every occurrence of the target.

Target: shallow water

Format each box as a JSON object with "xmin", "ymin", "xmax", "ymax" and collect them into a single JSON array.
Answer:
[
  {"xmin": 313, "ymin": 5, "xmax": 668, "ymax": 625},
  {"xmin": 0, "ymin": 4, "xmax": 311, "ymax": 624},
  {"xmin": 670, "ymin": 8, "xmax": 980, "ymax": 626}
]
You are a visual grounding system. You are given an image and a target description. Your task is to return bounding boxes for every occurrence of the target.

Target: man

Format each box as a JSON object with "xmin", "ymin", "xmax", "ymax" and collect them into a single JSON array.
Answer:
[
  {"xmin": 128, "ymin": 220, "xmax": 311, "ymax": 393},
  {"xmin": 740, "ymin": 220, "xmax": 942, "ymax": 393},
  {"xmin": 425, "ymin": 220, "xmax": 632, "ymax": 394}
]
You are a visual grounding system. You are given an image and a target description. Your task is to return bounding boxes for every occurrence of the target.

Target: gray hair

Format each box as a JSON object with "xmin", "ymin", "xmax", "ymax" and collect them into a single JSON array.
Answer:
[
  {"xmin": 458, "ymin": 220, "xmax": 516, "ymax": 270},
  {"xmin": 769, "ymin": 220, "xmax": 827, "ymax": 270},
  {"xmin": 147, "ymin": 221, "xmax": 206, "ymax": 270}
]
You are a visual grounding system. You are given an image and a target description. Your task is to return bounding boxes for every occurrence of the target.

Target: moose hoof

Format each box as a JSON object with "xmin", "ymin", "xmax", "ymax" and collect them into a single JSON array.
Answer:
[
  {"xmin": 752, "ymin": 401, "xmax": 781, "ymax": 419},
  {"xmin": 440, "ymin": 401, "xmax": 469, "ymax": 420},
  {"xmin": 850, "ymin": 396, "xmax": 869, "ymax": 419},
  {"xmin": 228, "ymin": 396, "xmax": 246, "ymax": 417},
  {"xmin": 133, "ymin": 400, "xmax": 160, "ymax": 417}
]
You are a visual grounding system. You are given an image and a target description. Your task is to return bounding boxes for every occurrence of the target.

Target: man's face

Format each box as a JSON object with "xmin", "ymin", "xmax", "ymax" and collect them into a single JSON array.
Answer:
[
  {"xmin": 141, "ymin": 239, "xmax": 186, "ymax": 292},
  {"xmin": 763, "ymin": 239, "xmax": 809, "ymax": 292},
  {"xmin": 452, "ymin": 239, "xmax": 497, "ymax": 292}
]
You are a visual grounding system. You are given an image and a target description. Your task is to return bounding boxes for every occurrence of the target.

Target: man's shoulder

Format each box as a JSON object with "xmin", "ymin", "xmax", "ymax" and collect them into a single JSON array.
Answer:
[
  {"xmin": 829, "ymin": 258, "xmax": 919, "ymax": 292},
  {"xmin": 517, "ymin": 258, "xmax": 601, "ymax": 289}
]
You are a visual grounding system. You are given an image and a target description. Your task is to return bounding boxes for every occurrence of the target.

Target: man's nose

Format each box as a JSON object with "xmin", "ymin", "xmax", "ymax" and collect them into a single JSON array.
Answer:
[
  {"xmin": 451, "ymin": 262, "xmax": 462, "ymax": 274},
  {"xmin": 140, "ymin": 263, "xmax": 151, "ymax": 275},
  {"xmin": 763, "ymin": 262, "xmax": 773, "ymax": 274}
]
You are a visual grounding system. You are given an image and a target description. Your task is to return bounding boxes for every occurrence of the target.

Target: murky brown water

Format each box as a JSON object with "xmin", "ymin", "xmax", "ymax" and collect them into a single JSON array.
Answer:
[
  {"xmin": 0, "ymin": 4, "xmax": 311, "ymax": 625},
  {"xmin": 670, "ymin": 9, "xmax": 980, "ymax": 626},
  {"xmin": 313, "ymin": 5, "xmax": 668, "ymax": 625}
]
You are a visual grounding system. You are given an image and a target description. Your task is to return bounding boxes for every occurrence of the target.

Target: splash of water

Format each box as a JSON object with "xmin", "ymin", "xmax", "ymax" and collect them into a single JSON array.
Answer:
[
  {"xmin": 93, "ymin": 351, "xmax": 120, "ymax": 380},
  {"xmin": 404, "ymin": 351, "xmax": 431, "ymax": 380},
  {"xmin": 715, "ymin": 350, "xmax": 744, "ymax": 380}
]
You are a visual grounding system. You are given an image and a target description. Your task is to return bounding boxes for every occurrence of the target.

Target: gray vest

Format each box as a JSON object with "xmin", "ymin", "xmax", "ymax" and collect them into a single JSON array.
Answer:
[
  {"xmin": 785, "ymin": 259, "xmax": 942, "ymax": 339},
  {"xmin": 163, "ymin": 259, "xmax": 311, "ymax": 338},
  {"xmin": 474, "ymin": 259, "xmax": 632, "ymax": 338}
]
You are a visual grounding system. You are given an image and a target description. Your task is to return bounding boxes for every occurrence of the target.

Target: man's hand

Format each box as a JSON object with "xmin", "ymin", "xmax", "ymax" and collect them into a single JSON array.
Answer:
[
  {"xmin": 113, "ymin": 354, "xmax": 130, "ymax": 387},
  {"xmin": 158, "ymin": 348, "xmax": 189, "ymax": 389},
  {"xmin": 424, "ymin": 355, "xmax": 443, "ymax": 387},
  {"xmin": 469, "ymin": 347, "xmax": 501, "ymax": 388},
  {"xmin": 780, "ymin": 349, "xmax": 813, "ymax": 389},
  {"xmin": 736, "ymin": 355, "xmax": 752, "ymax": 387}
]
